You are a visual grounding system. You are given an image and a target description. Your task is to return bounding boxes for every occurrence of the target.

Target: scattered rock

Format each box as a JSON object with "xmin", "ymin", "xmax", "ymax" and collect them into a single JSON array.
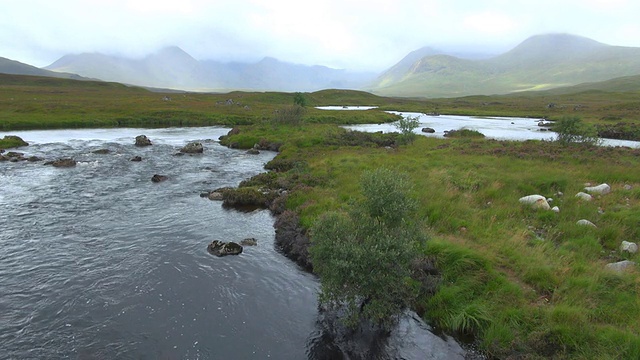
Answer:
[
  {"xmin": 180, "ymin": 142, "xmax": 204, "ymax": 154},
  {"xmin": 240, "ymin": 238, "xmax": 258, "ymax": 246},
  {"xmin": 135, "ymin": 135, "xmax": 152, "ymax": 147},
  {"xmin": 576, "ymin": 219, "xmax": 596, "ymax": 227},
  {"xmin": 92, "ymin": 149, "xmax": 111, "ymax": 154},
  {"xmin": 46, "ymin": 158, "xmax": 77, "ymax": 167},
  {"xmin": 130, "ymin": 156, "xmax": 142, "ymax": 162},
  {"xmin": 519, "ymin": 195, "xmax": 551, "ymax": 210},
  {"xmin": 620, "ymin": 241, "xmax": 638, "ymax": 254},
  {"xmin": 207, "ymin": 240, "xmax": 243, "ymax": 257},
  {"xmin": 421, "ymin": 127, "xmax": 436, "ymax": 133},
  {"xmin": 624, "ymin": 184, "xmax": 633, "ymax": 191},
  {"xmin": 552, "ymin": 206, "xmax": 560, "ymax": 213},
  {"xmin": 584, "ymin": 183, "xmax": 611, "ymax": 195},
  {"xmin": 605, "ymin": 260, "xmax": 636, "ymax": 273},
  {"xmin": 151, "ymin": 174, "xmax": 168, "ymax": 183},
  {"xmin": 575, "ymin": 192, "xmax": 593, "ymax": 201}
]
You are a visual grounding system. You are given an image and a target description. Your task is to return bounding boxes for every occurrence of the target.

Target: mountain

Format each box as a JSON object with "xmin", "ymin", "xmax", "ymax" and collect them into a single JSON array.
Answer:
[
  {"xmin": 371, "ymin": 34, "xmax": 640, "ymax": 98},
  {"xmin": 45, "ymin": 47, "xmax": 376, "ymax": 92},
  {"xmin": 0, "ymin": 56, "xmax": 85, "ymax": 80}
]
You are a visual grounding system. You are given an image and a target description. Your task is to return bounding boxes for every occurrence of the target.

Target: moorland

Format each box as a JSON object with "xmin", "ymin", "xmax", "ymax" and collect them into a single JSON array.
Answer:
[{"xmin": 1, "ymin": 73, "xmax": 640, "ymax": 359}]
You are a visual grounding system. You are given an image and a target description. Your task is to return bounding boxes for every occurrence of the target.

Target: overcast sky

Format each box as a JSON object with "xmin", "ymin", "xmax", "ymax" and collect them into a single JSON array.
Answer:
[{"xmin": 2, "ymin": 0, "xmax": 640, "ymax": 72}]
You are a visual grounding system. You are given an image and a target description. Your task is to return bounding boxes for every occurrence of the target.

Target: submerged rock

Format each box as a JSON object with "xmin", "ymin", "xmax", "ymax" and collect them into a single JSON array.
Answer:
[
  {"xmin": 46, "ymin": 158, "xmax": 77, "ymax": 167},
  {"xmin": 130, "ymin": 156, "xmax": 142, "ymax": 162},
  {"xmin": 207, "ymin": 240, "xmax": 243, "ymax": 257},
  {"xmin": 92, "ymin": 149, "xmax": 111, "ymax": 154},
  {"xmin": 151, "ymin": 174, "xmax": 168, "ymax": 183},
  {"xmin": 135, "ymin": 135, "xmax": 152, "ymax": 147},
  {"xmin": 240, "ymin": 238, "xmax": 258, "ymax": 246}
]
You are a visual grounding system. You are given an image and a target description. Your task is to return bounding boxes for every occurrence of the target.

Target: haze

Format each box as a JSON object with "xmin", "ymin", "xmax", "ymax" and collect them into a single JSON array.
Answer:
[{"xmin": 2, "ymin": 0, "xmax": 640, "ymax": 71}]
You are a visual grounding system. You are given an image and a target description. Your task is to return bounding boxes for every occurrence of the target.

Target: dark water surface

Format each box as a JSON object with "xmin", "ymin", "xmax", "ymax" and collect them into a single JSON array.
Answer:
[{"xmin": 0, "ymin": 127, "xmax": 467, "ymax": 360}]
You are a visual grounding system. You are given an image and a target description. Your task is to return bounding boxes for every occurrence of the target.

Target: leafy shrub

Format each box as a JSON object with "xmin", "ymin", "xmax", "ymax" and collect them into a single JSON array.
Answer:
[
  {"xmin": 394, "ymin": 115, "xmax": 420, "ymax": 144},
  {"xmin": 554, "ymin": 116, "xmax": 600, "ymax": 145}
]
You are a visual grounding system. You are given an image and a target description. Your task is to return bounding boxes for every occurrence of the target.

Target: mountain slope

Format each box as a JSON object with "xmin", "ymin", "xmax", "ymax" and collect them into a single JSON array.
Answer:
[
  {"xmin": 0, "ymin": 56, "xmax": 85, "ymax": 80},
  {"xmin": 372, "ymin": 34, "xmax": 640, "ymax": 98},
  {"xmin": 45, "ymin": 48, "xmax": 375, "ymax": 92}
]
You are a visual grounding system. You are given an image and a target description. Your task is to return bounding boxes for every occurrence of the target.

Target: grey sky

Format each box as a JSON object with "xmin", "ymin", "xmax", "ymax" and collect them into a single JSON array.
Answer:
[{"xmin": 2, "ymin": 0, "xmax": 640, "ymax": 72}]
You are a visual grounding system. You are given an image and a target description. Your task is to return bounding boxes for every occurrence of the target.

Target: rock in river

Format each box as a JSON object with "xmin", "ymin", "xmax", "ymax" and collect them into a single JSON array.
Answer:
[
  {"xmin": 207, "ymin": 240, "xmax": 243, "ymax": 257},
  {"xmin": 135, "ymin": 135, "xmax": 152, "ymax": 147},
  {"xmin": 180, "ymin": 142, "xmax": 204, "ymax": 154},
  {"xmin": 46, "ymin": 158, "xmax": 77, "ymax": 167},
  {"xmin": 151, "ymin": 174, "xmax": 168, "ymax": 183}
]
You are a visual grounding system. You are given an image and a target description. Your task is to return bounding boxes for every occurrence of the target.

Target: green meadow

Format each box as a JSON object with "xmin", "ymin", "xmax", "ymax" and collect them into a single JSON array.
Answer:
[{"xmin": 2, "ymin": 74, "xmax": 640, "ymax": 358}]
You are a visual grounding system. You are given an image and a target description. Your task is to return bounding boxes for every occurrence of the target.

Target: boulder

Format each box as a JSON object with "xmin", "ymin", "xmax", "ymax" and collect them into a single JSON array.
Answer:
[
  {"xmin": 421, "ymin": 127, "xmax": 436, "ymax": 133},
  {"xmin": 552, "ymin": 206, "xmax": 560, "ymax": 213},
  {"xmin": 575, "ymin": 192, "xmax": 593, "ymax": 201},
  {"xmin": 240, "ymin": 238, "xmax": 258, "ymax": 246},
  {"xmin": 180, "ymin": 142, "xmax": 204, "ymax": 154},
  {"xmin": 584, "ymin": 183, "xmax": 611, "ymax": 195},
  {"xmin": 47, "ymin": 158, "xmax": 77, "ymax": 167},
  {"xmin": 135, "ymin": 135, "xmax": 152, "ymax": 147},
  {"xmin": 246, "ymin": 149, "xmax": 260, "ymax": 155},
  {"xmin": 576, "ymin": 219, "xmax": 596, "ymax": 227},
  {"xmin": 518, "ymin": 195, "xmax": 551, "ymax": 210},
  {"xmin": 605, "ymin": 260, "xmax": 636, "ymax": 273},
  {"xmin": 130, "ymin": 156, "xmax": 142, "ymax": 162},
  {"xmin": 620, "ymin": 241, "xmax": 638, "ymax": 254},
  {"xmin": 1, "ymin": 135, "xmax": 28, "ymax": 148},
  {"xmin": 207, "ymin": 240, "xmax": 243, "ymax": 257},
  {"xmin": 208, "ymin": 191, "xmax": 224, "ymax": 201},
  {"xmin": 151, "ymin": 174, "xmax": 168, "ymax": 183}
]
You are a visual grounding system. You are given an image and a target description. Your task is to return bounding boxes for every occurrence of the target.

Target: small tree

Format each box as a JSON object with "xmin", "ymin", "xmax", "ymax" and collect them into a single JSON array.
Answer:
[
  {"xmin": 394, "ymin": 115, "xmax": 421, "ymax": 144},
  {"xmin": 310, "ymin": 168, "xmax": 426, "ymax": 328},
  {"xmin": 554, "ymin": 116, "xmax": 600, "ymax": 145},
  {"xmin": 293, "ymin": 92, "xmax": 308, "ymax": 107}
]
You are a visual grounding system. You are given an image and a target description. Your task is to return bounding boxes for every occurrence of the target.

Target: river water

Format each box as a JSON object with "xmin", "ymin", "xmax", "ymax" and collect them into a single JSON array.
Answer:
[{"xmin": 0, "ymin": 127, "xmax": 466, "ymax": 359}]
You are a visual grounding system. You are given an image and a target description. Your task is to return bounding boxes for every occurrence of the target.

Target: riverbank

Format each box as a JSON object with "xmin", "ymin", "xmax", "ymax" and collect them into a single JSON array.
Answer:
[{"xmin": 218, "ymin": 123, "xmax": 640, "ymax": 359}]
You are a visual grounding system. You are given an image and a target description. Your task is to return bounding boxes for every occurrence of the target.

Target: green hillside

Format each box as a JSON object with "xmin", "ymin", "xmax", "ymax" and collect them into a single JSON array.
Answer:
[{"xmin": 372, "ymin": 34, "xmax": 640, "ymax": 98}]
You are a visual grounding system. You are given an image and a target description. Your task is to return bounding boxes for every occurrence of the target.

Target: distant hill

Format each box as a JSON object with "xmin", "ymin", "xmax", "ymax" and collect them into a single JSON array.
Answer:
[
  {"xmin": 0, "ymin": 56, "xmax": 85, "ymax": 80},
  {"xmin": 44, "ymin": 47, "xmax": 376, "ymax": 92},
  {"xmin": 371, "ymin": 34, "xmax": 640, "ymax": 98}
]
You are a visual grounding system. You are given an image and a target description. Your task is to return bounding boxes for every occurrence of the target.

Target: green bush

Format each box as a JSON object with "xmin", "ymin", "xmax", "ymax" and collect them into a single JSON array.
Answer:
[{"xmin": 554, "ymin": 116, "xmax": 600, "ymax": 145}]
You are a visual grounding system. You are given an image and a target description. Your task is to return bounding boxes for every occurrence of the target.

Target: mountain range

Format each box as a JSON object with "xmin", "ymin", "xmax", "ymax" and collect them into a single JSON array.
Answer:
[
  {"xmin": 3, "ymin": 33, "xmax": 640, "ymax": 97},
  {"xmin": 43, "ymin": 46, "xmax": 374, "ymax": 92}
]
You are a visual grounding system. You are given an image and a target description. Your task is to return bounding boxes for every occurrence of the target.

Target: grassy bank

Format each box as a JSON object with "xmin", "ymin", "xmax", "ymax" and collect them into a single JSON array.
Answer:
[{"xmin": 222, "ymin": 124, "xmax": 640, "ymax": 359}]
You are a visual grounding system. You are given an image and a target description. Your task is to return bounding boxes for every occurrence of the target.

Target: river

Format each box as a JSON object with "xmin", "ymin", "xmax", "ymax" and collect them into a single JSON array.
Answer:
[{"xmin": 0, "ymin": 127, "xmax": 467, "ymax": 359}]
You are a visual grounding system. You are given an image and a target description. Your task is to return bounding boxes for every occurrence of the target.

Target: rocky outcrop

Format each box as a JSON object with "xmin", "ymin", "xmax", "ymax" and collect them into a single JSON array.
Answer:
[
  {"xmin": 135, "ymin": 135, "xmax": 152, "ymax": 147},
  {"xmin": 1, "ymin": 135, "xmax": 28, "ymax": 148},
  {"xmin": 46, "ymin": 158, "xmax": 77, "ymax": 167},
  {"xmin": 180, "ymin": 142, "xmax": 204, "ymax": 154},
  {"xmin": 151, "ymin": 174, "xmax": 168, "ymax": 183},
  {"xmin": 207, "ymin": 240, "xmax": 243, "ymax": 256},
  {"xmin": 274, "ymin": 210, "xmax": 312, "ymax": 271},
  {"xmin": 519, "ymin": 195, "xmax": 551, "ymax": 210}
]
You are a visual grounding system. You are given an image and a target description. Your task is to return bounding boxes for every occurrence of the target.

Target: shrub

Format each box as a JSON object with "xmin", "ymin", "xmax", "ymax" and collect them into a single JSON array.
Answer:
[
  {"xmin": 273, "ymin": 105, "xmax": 305, "ymax": 125},
  {"xmin": 554, "ymin": 116, "xmax": 600, "ymax": 145},
  {"xmin": 394, "ymin": 115, "xmax": 420, "ymax": 144},
  {"xmin": 309, "ymin": 168, "xmax": 427, "ymax": 328}
]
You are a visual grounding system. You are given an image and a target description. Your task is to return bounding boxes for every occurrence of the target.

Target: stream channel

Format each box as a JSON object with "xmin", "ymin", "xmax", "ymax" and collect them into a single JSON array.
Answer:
[{"xmin": 0, "ymin": 127, "xmax": 467, "ymax": 359}]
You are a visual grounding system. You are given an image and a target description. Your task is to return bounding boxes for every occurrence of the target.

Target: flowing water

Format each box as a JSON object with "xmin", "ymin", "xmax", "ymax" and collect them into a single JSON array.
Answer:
[{"xmin": 0, "ymin": 127, "xmax": 467, "ymax": 360}]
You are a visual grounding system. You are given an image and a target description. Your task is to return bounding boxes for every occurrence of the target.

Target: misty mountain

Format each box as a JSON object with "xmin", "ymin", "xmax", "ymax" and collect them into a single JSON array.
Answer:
[
  {"xmin": 0, "ymin": 56, "xmax": 86, "ymax": 80},
  {"xmin": 44, "ymin": 47, "xmax": 376, "ymax": 92},
  {"xmin": 370, "ymin": 34, "xmax": 640, "ymax": 98}
]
